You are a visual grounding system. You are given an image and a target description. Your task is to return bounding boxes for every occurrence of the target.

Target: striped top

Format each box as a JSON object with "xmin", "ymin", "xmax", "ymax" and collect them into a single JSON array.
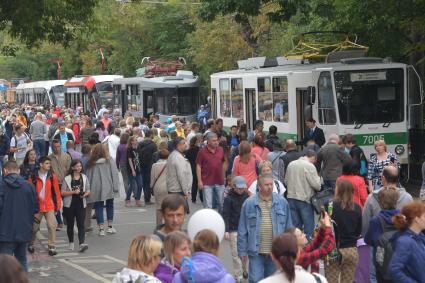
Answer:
[{"xmin": 259, "ymin": 198, "xmax": 273, "ymax": 254}]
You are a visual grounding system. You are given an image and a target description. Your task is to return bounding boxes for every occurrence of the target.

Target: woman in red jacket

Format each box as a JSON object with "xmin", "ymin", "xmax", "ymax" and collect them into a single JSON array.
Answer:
[{"xmin": 337, "ymin": 160, "xmax": 368, "ymax": 209}]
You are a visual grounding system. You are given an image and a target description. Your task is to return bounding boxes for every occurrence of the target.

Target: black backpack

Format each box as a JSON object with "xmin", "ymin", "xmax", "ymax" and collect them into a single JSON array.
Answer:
[{"xmin": 375, "ymin": 216, "xmax": 397, "ymax": 281}]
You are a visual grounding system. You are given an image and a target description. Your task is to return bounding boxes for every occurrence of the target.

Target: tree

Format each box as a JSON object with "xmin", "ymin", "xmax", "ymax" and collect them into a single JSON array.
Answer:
[{"xmin": 0, "ymin": 0, "xmax": 98, "ymax": 46}]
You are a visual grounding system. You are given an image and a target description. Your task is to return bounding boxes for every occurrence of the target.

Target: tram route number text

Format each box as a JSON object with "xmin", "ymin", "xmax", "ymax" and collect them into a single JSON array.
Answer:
[{"xmin": 362, "ymin": 134, "xmax": 385, "ymax": 145}]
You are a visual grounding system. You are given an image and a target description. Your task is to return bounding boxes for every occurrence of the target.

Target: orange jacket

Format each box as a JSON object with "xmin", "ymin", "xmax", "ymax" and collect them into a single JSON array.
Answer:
[{"xmin": 29, "ymin": 172, "xmax": 61, "ymax": 213}]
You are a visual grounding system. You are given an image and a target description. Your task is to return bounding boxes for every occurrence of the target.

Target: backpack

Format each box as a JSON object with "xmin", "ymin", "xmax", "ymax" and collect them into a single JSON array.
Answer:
[{"xmin": 375, "ymin": 216, "xmax": 397, "ymax": 281}]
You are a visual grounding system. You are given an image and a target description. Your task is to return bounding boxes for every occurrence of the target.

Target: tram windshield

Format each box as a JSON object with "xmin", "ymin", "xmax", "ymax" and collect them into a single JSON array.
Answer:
[
  {"xmin": 334, "ymin": 68, "xmax": 404, "ymax": 125},
  {"xmin": 155, "ymin": 87, "xmax": 198, "ymax": 116},
  {"xmin": 96, "ymin": 81, "xmax": 114, "ymax": 107}
]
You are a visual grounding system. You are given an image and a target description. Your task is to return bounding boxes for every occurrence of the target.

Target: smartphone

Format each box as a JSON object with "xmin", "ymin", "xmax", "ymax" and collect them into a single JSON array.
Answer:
[
  {"xmin": 320, "ymin": 206, "xmax": 326, "ymax": 218},
  {"xmin": 390, "ymin": 157, "xmax": 395, "ymax": 163}
]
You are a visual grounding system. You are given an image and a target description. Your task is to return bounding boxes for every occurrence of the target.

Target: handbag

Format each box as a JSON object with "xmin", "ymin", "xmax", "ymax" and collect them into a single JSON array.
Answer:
[
  {"xmin": 310, "ymin": 186, "xmax": 334, "ymax": 214},
  {"xmin": 152, "ymin": 164, "xmax": 166, "ymax": 190}
]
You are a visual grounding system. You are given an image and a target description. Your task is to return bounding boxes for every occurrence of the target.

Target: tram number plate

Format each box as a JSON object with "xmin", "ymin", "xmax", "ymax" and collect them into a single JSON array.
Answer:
[{"xmin": 362, "ymin": 134, "xmax": 385, "ymax": 145}]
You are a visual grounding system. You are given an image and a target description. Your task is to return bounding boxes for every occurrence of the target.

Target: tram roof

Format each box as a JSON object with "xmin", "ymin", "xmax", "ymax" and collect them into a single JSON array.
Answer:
[
  {"xmin": 211, "ymin": 60, "xmax": 407, "ymax": 77},
  {"xmin": 16, "ymin": 80, "xmax": 66, "ymax": 91},
  {"xmin": 113, "ymin": 74, "xmax": 199, "ymax": 88},
  {"xmin": 64, "ymin": 75, "xmax": 123, "ymax": 89}
]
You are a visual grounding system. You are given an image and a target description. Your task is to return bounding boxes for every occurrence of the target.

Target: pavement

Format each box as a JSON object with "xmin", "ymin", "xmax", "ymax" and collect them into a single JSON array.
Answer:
[{"xmin": 28, "ymin": 199, "xmax": 234, "ymax": 283}]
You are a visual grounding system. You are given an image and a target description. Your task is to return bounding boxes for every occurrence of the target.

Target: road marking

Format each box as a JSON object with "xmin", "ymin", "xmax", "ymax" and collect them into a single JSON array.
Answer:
[
  {"xmin": 41, "ymin": 239, "xmax": 67, "ymax": 244},
  {"xmin": 102, "ymin": 273, "xmax": 116, "ymax": 278},
  {"xmin": 54, "ymin": 252, "xmax": 80, "ymax": 258},
  {"xmin": 102, "ymin": 255, "xmax": 127, "ymax": 265},
  {"xmin": 58, "ymin": 258, "xmax": 110, "ymax": 283}
]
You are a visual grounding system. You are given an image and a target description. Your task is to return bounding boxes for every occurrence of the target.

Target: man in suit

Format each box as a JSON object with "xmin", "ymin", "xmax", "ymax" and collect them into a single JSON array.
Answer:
[{"xmin": 300, "ymin": 118, "xmax": 326, "ymax": 147}]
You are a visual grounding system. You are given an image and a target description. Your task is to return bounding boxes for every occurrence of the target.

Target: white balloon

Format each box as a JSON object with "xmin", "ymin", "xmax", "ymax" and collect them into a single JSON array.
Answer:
[{"xmin": 187, "ymin": 209, "xmax": 225, "ymax": 242}]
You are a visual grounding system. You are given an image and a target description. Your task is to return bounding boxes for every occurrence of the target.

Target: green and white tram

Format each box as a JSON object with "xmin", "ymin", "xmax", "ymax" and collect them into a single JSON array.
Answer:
[{"xmin": 210, "ymin": 55, "xmax": 423, "ymax": 177}]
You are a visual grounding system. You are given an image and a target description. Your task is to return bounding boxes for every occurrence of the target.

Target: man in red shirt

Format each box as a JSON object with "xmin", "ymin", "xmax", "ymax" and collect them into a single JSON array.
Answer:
[{"xmin": 196, "ymin": 132, "xmax": 227, "ymax": 212}]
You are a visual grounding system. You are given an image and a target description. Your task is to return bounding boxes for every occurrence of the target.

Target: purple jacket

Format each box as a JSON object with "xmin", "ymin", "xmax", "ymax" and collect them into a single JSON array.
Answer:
[
  {"xmin": 116, "ymin": 144, "xmax": 128, "ymax": 168},
  {"xmin": 172, "ymin": 252, "xmax": 235, "ymax": 283},
  {"xmin": 154, "ymin": 261, "xmax": 178, "ymax": 283}
]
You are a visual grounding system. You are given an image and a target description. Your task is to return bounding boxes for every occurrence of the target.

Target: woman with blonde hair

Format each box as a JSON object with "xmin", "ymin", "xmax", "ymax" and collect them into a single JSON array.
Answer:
[
  {"xmin": 232, "ymin": 141, "xmax": 262, "ymax": 188},
  {"xmin": 247, "ymin": 160, "xmax": 286, "ymax": 196},
  {"xmin": 113, "ymin": 234, "xmax": 162, "ymax": 283},
  {"xmin": 367, "ymin": 139, "xmax": 399, "ymax": 192},
  {"xmin": 325, "ymin": 179, "xmax": 362, "ymax": 283},
  {"xmin": 173, "ymin": 229, "xmax": 234, "ymax": 283},
  {"xmin": 154, "ymin": 231, "xmax": 191, "ymax": 283},
  {"xmin": 86, "ymin": 143, "xmax": 120, "ymax": 236}
]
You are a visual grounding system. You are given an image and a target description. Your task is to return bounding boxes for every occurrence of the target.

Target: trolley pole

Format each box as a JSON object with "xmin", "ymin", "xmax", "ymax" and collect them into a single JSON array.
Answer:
[{"xmin": 49, "ymin": 58, "xmax": 63, "ymax": 80}]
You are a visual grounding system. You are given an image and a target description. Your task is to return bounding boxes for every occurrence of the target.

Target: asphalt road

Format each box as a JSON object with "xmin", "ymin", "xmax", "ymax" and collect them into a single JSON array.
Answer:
[{"xmin": 28, "ymin": 198, "xmax": 234, "ymax": 283}]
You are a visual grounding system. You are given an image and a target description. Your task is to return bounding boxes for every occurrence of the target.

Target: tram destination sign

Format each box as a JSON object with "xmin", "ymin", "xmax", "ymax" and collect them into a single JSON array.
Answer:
[{"xmin": 350, "ymin": 71, "xmax": 386, "ymax": 82}]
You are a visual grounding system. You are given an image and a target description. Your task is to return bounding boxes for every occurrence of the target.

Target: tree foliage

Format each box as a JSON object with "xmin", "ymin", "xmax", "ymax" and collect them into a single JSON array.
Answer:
[{"xmin": 0, "ymin": 0, "xmax": 98, "ymax": 46}]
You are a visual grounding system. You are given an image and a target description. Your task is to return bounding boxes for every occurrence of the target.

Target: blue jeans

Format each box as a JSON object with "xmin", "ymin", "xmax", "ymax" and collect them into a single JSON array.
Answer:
[
  {"xmin": 93, "ymin": 199, "xmax": 114, "ymax": 225},
  {"xmin": 203, "ymin": 184, "xmax": 224, "ymax": 213},
  {"xmin": 0, "ymin": 242, "xmax": 28, "ymax": 272},
  {"xmin": 288, "ymin": 198, "xmax": 315, "ymax": 240},
  {"xmin": 248, "ymin": 254, "xmax": 276, "ymax": 283},
  {"xmin": 127, "ymin": 174, "xmax": 143, "ymax": 201},
  {"xmin": 32, "ymin": 139, "xmax": 46, "ymax": 160}
]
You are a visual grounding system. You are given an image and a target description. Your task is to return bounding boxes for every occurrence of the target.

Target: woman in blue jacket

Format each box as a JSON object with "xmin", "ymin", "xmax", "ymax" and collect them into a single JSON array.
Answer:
[{"xmin": 389, "ymin": 201, "xmax": 425, "ymax": 283}]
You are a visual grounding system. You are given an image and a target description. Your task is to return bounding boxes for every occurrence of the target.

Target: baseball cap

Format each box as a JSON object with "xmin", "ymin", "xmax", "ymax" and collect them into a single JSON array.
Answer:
[{"xmin": 233, "ymin": 176, "xmax": 247, "ymax": 189}]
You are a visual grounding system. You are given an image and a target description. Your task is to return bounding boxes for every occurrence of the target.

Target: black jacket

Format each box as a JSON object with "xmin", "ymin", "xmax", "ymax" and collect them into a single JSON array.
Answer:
[
  {"xmin": 222, "ymin": 189, "xmax": 249, "ymax": 232},
  {"xmin": 281, "ymin": 149, "xmax": 302, "ymax": 175},
  {"xmin": 137, "ymin": 139, "xmax": 157, "ymax": 175},
  {"xmin": 0, "ymin": 133, "xmax": 10, "ymax": 156},
  {"xmin": 0, "ymin": 173, "xmax": 38, "ymax": 242},
  {"xmin": 301, "ymin": 127, "xmax": 326, "ymax": 147},
  {"xmin": 265, "ymin": 135, "xmax": 281, "ymax": 152},
  {"xmin": 350, "ymin": 145, "xmax": 368, "ymax": 175}
]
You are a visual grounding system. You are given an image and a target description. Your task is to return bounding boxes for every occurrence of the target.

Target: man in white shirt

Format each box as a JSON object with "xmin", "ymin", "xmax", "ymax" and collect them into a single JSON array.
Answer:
[{"xmin": 107, "ymin": 128, "xmax": 121, "ymax": 162}]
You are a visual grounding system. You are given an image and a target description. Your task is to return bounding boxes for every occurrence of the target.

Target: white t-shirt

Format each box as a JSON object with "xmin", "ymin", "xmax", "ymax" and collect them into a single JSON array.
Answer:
[
  {"xmin": 10, "ymin": 133, "xmax": 30, "ymax": 159},
  {"xmin": 248, "ymin": 179, "xmax": 286, "ymax": 196},
  {"xmin": 259, "ymin": 266, "xmax": 328, "ymax": 283}
]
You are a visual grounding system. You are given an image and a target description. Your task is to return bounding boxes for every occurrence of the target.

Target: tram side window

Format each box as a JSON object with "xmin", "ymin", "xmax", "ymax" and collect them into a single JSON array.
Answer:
[
  {"xmin": 258, "ymin": 77, "xmax": 272, "ymax": 121},
  {"xmin": 178, "ymin": 88, "xmax": 198, "ymax": 115},
  {"xmin": 272, "ymin": 76, "xmax": 289, "ymax": 122},
  {"xmin": 219, "ymin": 79, "xmax": 231, "ymax": 117},
  {"xmin": 231, "ymin": 78, "xmax": 244, "ymax": 119},
  {"xmin": 318, "ymin": 71, "xmax": 337, "ymax": 125},
  {"xmin": 127, "ymin": 85, "xmax": 141, "ymax": 111}
]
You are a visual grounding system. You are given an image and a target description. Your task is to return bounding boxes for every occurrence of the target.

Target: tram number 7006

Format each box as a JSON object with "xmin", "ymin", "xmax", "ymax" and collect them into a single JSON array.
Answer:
[{"xmin": 362, "ymin": 134, "xmax": 385, "ymax": 145}]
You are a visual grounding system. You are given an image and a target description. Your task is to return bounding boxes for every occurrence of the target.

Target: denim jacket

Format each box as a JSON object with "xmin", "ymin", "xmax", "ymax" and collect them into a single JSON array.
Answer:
[{"xmin": 237, "ymin": 192, "xmax": 293, "ymax": 257}]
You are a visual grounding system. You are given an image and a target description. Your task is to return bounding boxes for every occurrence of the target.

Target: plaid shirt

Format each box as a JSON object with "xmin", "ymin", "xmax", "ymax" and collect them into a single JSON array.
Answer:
[{"xmin": 297, "ymin": 226, "xmax": 335, "ymax": 273}]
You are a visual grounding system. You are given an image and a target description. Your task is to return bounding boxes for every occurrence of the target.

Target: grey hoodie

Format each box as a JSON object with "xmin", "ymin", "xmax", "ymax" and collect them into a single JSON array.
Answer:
[{"xmin": 362, "ymin": 186, "xmax": 413, "ymax": 235}]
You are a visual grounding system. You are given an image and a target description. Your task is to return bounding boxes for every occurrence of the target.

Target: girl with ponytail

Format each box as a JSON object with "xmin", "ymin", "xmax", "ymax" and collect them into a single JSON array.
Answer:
[
  {"xmin": 388, "ymin": 201, "xmax": 425, "ymax": 282},
  {"xmin": 259, "ymin": 233, "xmax": 327, "ymax": 283}
]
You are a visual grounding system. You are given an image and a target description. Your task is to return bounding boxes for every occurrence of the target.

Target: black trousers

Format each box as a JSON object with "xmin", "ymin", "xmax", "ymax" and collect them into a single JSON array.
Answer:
[{"xmin": 63, "ymin": 201, "xmax": 86, "ymax": 245}]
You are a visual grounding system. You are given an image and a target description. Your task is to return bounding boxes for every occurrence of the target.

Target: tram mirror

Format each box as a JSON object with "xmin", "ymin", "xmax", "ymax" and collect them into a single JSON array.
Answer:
[{"xmin": 308, "ymin": 86, "xmax": 316, "ymax": 105}]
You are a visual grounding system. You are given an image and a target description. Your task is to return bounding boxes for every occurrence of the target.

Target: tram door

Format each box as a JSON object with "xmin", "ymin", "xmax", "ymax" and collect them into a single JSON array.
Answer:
[
  {"xmin": 245, "ymin": 88, "xmax": 256, "ymax": 131},
  {"xmin": 296, "ymin": 88, "xmax": 313, "ymax": 146},
  {"xmin": 211, "ymin": 89, "xmax": 217, "ymax": 119},
  {"xmin": 143, "ymin": 90, "xmax": 154, "ymax": 117}
]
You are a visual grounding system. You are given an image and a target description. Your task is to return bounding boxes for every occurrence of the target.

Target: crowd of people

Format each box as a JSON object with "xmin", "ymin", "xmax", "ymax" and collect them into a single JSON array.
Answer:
[{"xmin": 0, "ymin": 103, "xmax": 424, "ymax": 283}]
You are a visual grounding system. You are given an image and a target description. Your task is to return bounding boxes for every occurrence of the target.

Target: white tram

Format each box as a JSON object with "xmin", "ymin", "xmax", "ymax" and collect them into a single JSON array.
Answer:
[
  {"xmin": 15, "ymin": 80, "xmax": 66, "ymax": 107},
  {"xmin": 112, "ymin": 70, "xmax": 200, "ymax": 122},
  {"xmin": 210, "ymin": 55, "xmax": 424, "ymax": 177}
]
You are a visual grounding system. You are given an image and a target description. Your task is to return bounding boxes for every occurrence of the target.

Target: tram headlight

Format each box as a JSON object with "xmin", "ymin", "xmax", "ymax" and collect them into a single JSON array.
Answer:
[{"xmin": 395, "ymin": 145, "xmax": 405, "ymax": 155}]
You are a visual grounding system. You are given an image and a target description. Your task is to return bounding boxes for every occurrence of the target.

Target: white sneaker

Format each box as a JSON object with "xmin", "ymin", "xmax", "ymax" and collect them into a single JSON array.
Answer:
[
  {"xmin": 79, "ymin": 244, "xmax": 88, "ymax": 253},
  {"xmin": 68, "ymin": 242, "xmax": 75, "ymax": 250},
  {"xmin": 106, "ymin": 226, "xmax": 117, "ymax": 234},
  {"xmin": 99, "ymin": 229, "xmax": 105, "ymax": 236}
]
